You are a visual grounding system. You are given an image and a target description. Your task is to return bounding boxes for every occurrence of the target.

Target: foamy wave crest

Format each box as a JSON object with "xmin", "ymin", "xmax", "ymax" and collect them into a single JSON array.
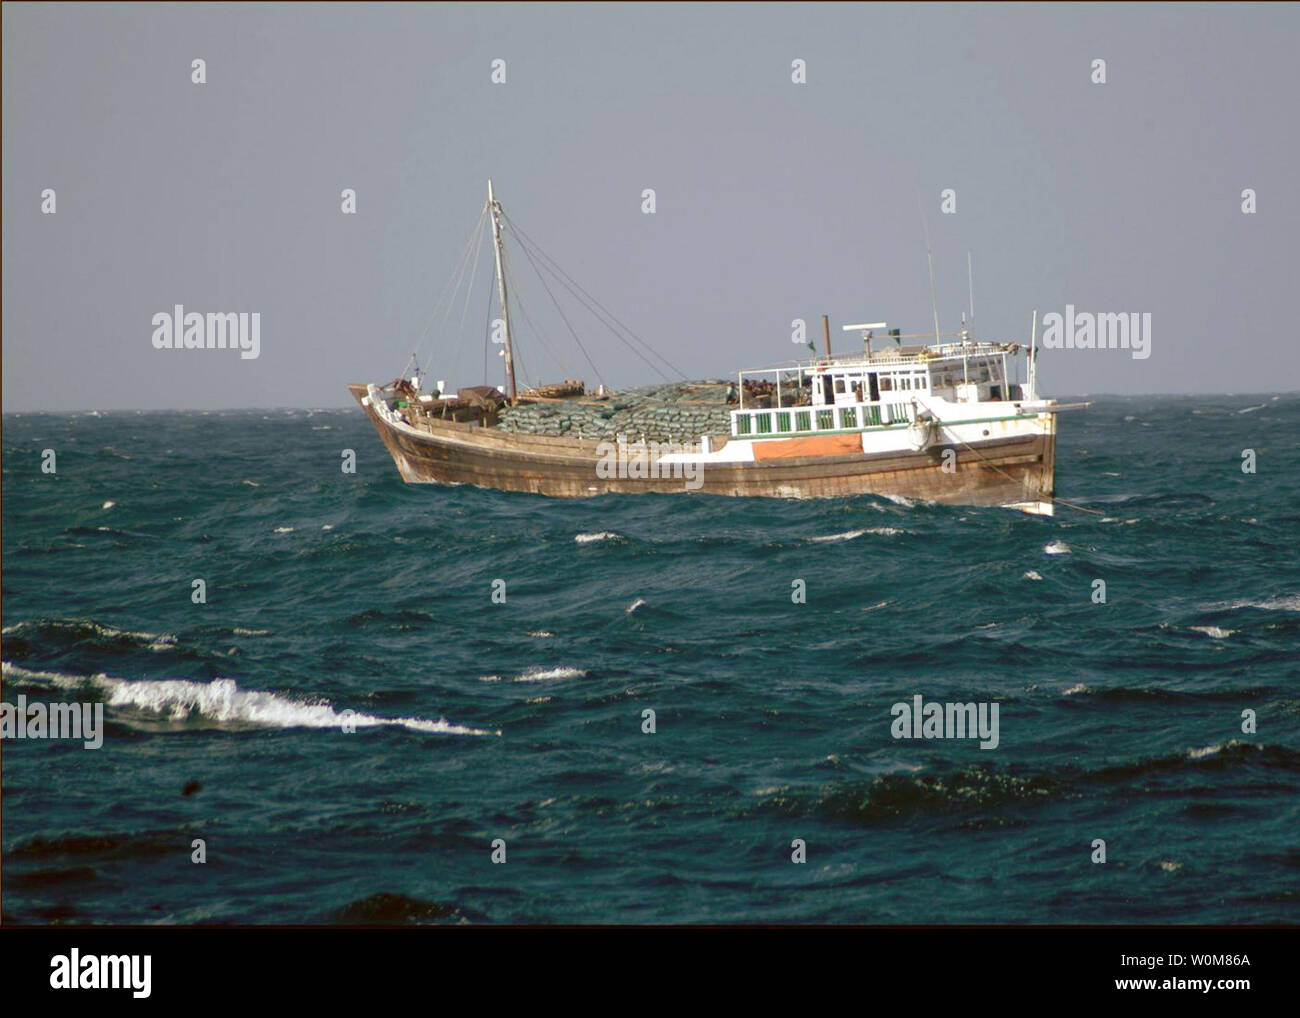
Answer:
[
  {"xmin": 1235, "ymin": 595, "xmax": 1300, "ymax": 612},
  {"xmin": 1189, "ymin": 625, "xmax": 1234, "ymax": 639},
  {"xmin": 2, "ymin": 619, "xmax": 177, "ymax": 651},
  {"xmin": 1204, "ymin": 594, "xmax": 1300, "ymax": 613},
  {"xmin": 1, "ymin": 662, "xmax": 495, "ymax": 737},
  {"xmin": 809, "ymin": 529, "xmax": 866, "ymax": 543},
  {"xmin": 1187, "ymin": 741, "xmax": 1243, "ymax": 760},
  {"xmin": 514, "ymin": 666, "xmax": 588, "ymax": 682},
  {"xmin": 1043, "ymin": 540, "xmax": 1071, "ymax": 555},
  {"xmin": 575, "ymin": 531, "xmax": 623, "ymax": 544},
  {"xmin": 809, "ymin": 526, "xmax": 906, "ymax": 543}
]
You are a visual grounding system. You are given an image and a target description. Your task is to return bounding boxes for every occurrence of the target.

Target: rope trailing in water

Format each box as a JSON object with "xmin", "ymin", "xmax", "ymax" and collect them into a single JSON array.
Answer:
[{"xmin": 942, "ymin": 422, "xmax": 1102, "ymax": 516}]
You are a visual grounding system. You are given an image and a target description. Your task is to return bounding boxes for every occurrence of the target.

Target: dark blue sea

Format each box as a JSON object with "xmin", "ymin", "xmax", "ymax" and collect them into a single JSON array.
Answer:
[{"xmin": 3, "ymin": 395, "xmax": 1298, "ymax": 924}]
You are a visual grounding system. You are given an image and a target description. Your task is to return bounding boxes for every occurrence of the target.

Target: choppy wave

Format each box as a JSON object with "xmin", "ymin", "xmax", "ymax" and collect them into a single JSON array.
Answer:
[
  {"xmin": 755, "ymin": 742, "xmax": 1297, "ymax": 826},
  {"xmin": 2, "ymin": 662, "xmax": 495, "ymax": 737},
  {"xmin": 807, "ymin": 526, "xmax": 906, "ymax": 542},
  {"xmin": 2, "ymin": 618, "xmax": 177, "ymax": 652},
  {"xmin": 575, "ymin": 531, "xmax": 623, "ymax": 544}
]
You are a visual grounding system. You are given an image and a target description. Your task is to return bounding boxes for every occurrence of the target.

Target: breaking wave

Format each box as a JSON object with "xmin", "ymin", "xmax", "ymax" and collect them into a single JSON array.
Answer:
[{"xmin": 1, "ymin": 662, "xmax": 495, "ymax": 737}]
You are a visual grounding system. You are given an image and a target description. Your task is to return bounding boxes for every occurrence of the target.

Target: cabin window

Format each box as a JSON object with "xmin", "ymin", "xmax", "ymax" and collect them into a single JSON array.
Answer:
[
  {"xmin": 880, "ymin": 376, "xmax": 893, "ymax": 392},
  {"xmin": 776, "ymin": 411, "xmax": 791, "ymax": 433},
  {"xmin": 795, "ymin": 410, "xmax": 811, "ymax": 432},
  {"xmin": 756, "ymin": 413, "xmax": 773, "ymax": 434},
  {"xmin": 736, "ymin": 414, "xmax": 752, "ymax": 436},
  {"xmin": 816, "ymin": 409, "xmax": 834, "ymax": 431},
  {"xmin": 840, "ymin": 407, "xmax": 858, "ymax": 429},
  {"xmin": 834, "ymin": 378, "xmax": 846, "ymax": 395}
]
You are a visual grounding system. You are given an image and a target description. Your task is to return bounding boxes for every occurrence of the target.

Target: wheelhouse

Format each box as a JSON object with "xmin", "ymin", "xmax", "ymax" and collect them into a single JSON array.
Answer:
[{"xmin": 730, "ymin": 334, "xmax": 1028, "ymax": 439}]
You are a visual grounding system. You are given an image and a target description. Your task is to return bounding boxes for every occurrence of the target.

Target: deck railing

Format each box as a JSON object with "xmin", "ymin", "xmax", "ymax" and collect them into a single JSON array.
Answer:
[{"xmin": 731, "ymin": 401, "xmax": 910, "ymax": 438}]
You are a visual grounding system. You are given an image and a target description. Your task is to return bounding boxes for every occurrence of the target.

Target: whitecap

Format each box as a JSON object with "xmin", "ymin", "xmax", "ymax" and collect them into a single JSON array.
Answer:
[
  {"xmin": 514, "ymin": 666, "xmax": 587, "ymax": 682},
  {"xmin": 1208, "ymin": 594, "xmax": 1300, "ymax": 612},
  {"xmin": 1023, "ymin": 570, "xmax": 1043, "ymax": 581},
  {"xmin": 1189, "ymin": 625, "xmax": 1233, "ymax": 639},
  {"xmin": 2, "ymin": 661, "xmax": 493, "ymax": 736},
  {"xmin": 1043, "ymin": 540, "xmax": 1070, "ymax": 555},
  {"xmin": 809, "ymin": 529, "xmax": 865, "ymax": 542},
  {"xmin": 575, "ymin": 531, "xmax": 623, "ymax": 544}
]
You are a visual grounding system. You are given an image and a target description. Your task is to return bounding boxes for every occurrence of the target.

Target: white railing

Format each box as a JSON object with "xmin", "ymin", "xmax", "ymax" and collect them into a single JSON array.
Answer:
[{"xmin": 730, "ymin": 401, "xmax": 910, "ymax": 438}]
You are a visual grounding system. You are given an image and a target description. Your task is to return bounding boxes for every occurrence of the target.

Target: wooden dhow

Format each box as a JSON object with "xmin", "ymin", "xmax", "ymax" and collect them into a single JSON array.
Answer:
[{"xmin": 350, "ymin": 184, "xmax": 1085, "ymax": 514}]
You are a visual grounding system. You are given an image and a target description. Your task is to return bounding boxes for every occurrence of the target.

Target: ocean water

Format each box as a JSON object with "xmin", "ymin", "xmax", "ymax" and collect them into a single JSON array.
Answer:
[{"xmin": 2, "ymin": 395, "xmax": 1297, "ymax": 924}]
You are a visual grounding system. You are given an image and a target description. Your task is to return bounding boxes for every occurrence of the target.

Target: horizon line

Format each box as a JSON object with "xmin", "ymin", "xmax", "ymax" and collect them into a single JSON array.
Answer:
[{"xmin": 1, "ymin": 390, "xmax": 1297, "ymax": 415}]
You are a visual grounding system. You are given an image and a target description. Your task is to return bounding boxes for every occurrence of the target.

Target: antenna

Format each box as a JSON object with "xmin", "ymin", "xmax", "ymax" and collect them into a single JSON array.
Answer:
[
  {"xmin": 1029, "ymin": 308, "xmax": 1040, "ymax": 400},
  {"xmin": 966, "ymin": 251, "xmax": 975, "ymax": 336},
  {"xmin": 917, "ymin": 192, "xmax": 941, "ymax": 347}
]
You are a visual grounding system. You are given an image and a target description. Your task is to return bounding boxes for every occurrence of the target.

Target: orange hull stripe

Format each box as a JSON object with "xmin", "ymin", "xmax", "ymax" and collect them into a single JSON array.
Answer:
[{"xmin": 753, "ymin": 433, "xmax": 862, "ymax": 460}]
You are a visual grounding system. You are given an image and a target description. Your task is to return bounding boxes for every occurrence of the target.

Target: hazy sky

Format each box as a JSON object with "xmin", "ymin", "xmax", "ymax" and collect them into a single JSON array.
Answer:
[{"xmin": 4, "ymin": 2, "xmax": 1297, "ymax": 410}]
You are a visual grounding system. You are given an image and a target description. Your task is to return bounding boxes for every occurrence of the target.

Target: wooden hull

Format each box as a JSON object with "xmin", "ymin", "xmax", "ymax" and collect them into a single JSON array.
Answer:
[{"xmin": 348, "ymin": 384, "xmax": 1056, "ymax": 508}]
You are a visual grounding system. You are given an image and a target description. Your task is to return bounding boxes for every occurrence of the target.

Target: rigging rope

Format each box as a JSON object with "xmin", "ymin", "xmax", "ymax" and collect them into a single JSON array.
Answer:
[
  {"xmin": 502, "ymin": 212, "xmax": 686, "ymax": 382},
  {"xmin": 508, "ymin": 224, "xmax": 606, "ymax": 389},
  {"xmin": 405, "ymin": 198, "xmax": 689, "ymax": 394},
  {"xmin": 413, "ymin": 203, "xmax": 488, "ymax": 378}
]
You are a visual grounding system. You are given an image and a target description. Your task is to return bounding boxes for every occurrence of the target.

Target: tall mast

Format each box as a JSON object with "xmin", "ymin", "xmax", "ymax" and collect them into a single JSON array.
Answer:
[{"xmin": 487, "ymin": 180, "xmax": 517, "ymax": 404}]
